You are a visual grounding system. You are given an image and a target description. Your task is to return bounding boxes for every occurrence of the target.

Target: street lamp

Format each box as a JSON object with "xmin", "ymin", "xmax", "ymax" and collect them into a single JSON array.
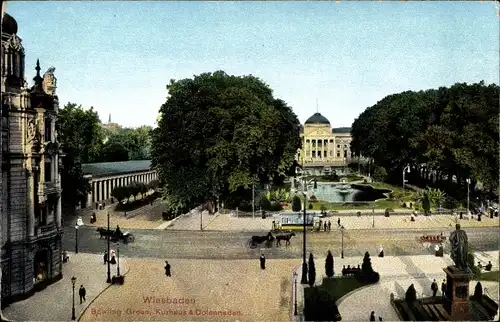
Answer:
[
  {"xmin": 466, "ymin": 178, "xmax": 471, "ymax": 217},
  {"xmin": 402, "ymin": 165, "xmax": 411, "ymax": 194},
  {"xmin": 293, "ymin": 271, "xmax": 298, "ymax": 315},
  {"xmin": 294, "ymin": 169, "xmax": 317, "ymax": 285},
  {"xmin": 74, "ymin": 217, "xmax": 84, "ymax": 254},
  {"xmin": 372, "ymin": 203, "xmax": 375, "ymax": 228},
  {"xmin": 115, "ymin": 242, "xmax": 121, "ymax": 276},
  {"xmin": 71, "ymin": 276, "xmax": 77, "ymax": 320},
  {"xmin": 106, "ymin": 212, "xmax": 111, "ymax": 283},
  {"xmin": 340, "ymin": 225, "xmax": 345, "ymax": 259}
]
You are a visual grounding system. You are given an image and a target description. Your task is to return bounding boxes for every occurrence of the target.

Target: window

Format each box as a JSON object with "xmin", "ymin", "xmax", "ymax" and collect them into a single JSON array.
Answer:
[
  {"xmin": 318, "ymin": 141, "xmax": 322, "ymax": 147},
  {"xmin": 329, "ymin": 139, "xmax": 333, "ymax": 143},
  {"xmin": 312, "ymin": 140, "xmax": 316, "ymax": 148},
  {"xmin": 323, "ymin": 151, "xmax": 327, "ymax": 157},
  {"xmin": 44, "ymin": 118, "xmax": 51, "ymax": 142},
  {"xmin": 344, "ymin": 144, "xmax": 347, "ymax": 149},
  {"xmin": 306, "ymin": 139, "xmax": 310, "ymax": 144},
  {"xmin": 337, "ymin": 145, "xmax": 340, "ymax": 149},
  {"xmin": 44, "ymin": 162, "xmax": 52, "ymax": 182},
  {"xmin": 312, "ymin": 151, "xmax": 316, "ymax": 158},
  {"xmin": 337, "ymin": 152, "xmax": 340, "ymax": 157},
  {"xmin": 344, "ymin": 151, "xmax": 347, "ymax": 158}
]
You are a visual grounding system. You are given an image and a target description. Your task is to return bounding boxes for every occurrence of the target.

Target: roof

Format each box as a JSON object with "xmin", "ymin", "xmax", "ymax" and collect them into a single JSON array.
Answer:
[
  {"xmin": 82, "ymin": 160, "xmax": 152, "ymax": 178},
  {"xmin": 332, "ymin": 127, "xmax": 351, "ymax": 133},
  {"xmin": 305, "ymin": 113, "xmax": 330, "ymax": 125}
]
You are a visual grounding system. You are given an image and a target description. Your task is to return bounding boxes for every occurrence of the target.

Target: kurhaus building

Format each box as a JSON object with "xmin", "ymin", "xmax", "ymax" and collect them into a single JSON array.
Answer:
[
  {"xmin": 297, "ymin": 112, "xmax": 354, "ymax": 172},
  {"xmin": 1, "ymin": 11, "xmax": 63, "ymax": 306}
]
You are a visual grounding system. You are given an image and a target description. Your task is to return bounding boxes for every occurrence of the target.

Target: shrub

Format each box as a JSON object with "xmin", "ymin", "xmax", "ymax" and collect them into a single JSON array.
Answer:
[
  {"xmin": 405, "ymin": 284, "xmax": 417, "ymax": 302},
  {"xmin": 473, "ymin": 281, "xmax": 483, "ymax": 299},
  {"xmin": 325, "ymin": 251, "xmax": 334, "ymax": 278},
  {"xmin": 304, "ymin": 287, "xmax": 342, "ymax": 321},
  {"xmin": 309, "ymin": 195, "xmax": 318, "ymax": 202},
  {"xmin": 308, "ymin": 203, "xmax": 313, "ymax": 210},
  {"xmin": 292, "ymin": 195, "xmax": 302, "ymax": 211},
  {"xmin": 356, "ymin": 251, "xmax": 380, "ymax": 284},
  {"xmin": 308, "ymin": 253, "xmax": 316, "ymax": 287},
  {"xmin": 269, "ymin": 201, "xmax": 283, "ymax": 211},
  {"xmin": 260, "ymin": 196, "xmax": 271, "ymax": 210},
  {"xmin": 373, "ymin": 166, "xmax": 387, "ymax": 182}
]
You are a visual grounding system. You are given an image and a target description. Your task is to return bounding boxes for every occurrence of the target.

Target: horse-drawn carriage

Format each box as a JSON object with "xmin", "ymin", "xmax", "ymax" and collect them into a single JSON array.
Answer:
[
  {"xmin": 248, "ymin": 232, "xmax": 296, "ymax": 248},
  {"xmin": 97, "ymin": 227, "xmax": 135, "ymax": 244}
]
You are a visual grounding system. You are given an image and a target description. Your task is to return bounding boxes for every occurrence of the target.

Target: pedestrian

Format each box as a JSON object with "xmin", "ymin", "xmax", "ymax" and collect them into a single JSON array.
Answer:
[
  {"xmin": 378, "ymin": 245, "xmax": 384, "ymax": 257},
  {"xmin": 103, "ymin": 250, "xmax": 108, "ymax": 265},
  {"xmin": 441, "ymin": 279, "xmax": 446, "ymax": 297},
  {"xmin": 378, "ymin": 317, "xmax": 383, "ymax": 321},
  {"xmin": 327, "ymin": 221, "xmax": 331, "ymax": 231},
  {"xmin": 62, "ymin": 250, "xmax": 69, "ymax": 263},
  {"xmin": 431, "ymin": 279, "xmax": 438, "ymax": 298},
  {"xmin": 323, "ymin": 222, "xmax": 327, "ymax": 231},
  {"xmin": 319, "ymin": 219, "xmax": 322, "ymax": 231},
  {"xmin": 260, "ymin": 254, "xmax": 266, "ymax": 270},
  {"xmin": 164, "ymin": 261, "xmax": 171, "ymax": 277},
  {"xmin": 79, "ymin": 285, "xmax": 86, "ymax": 304},
  {"xmin": 370, "ymin": 311, "xmax": 375, "ymax": 321},
  {"xmin": 337, "ymin": 218, "xmax": 341, "ymax": 227},
  {"xmin": 110, "ymin": 250, "xmax": 116, "ymax": 264}
]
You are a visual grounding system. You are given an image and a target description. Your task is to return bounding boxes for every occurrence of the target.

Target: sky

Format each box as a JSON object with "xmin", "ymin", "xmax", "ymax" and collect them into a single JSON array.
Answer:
[{"xmin": 5, "ymin": 1, "xmax": 499, "ymax": 128}]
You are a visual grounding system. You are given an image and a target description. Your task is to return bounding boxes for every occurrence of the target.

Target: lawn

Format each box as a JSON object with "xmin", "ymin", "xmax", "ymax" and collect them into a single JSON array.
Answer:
[
  {"xmin": 320, "ymin": 276, "xmax": 365, "ymax": 300},
  {"xmin": 480, "ymin": 270, "xmax": 499, "ymax": 281}
]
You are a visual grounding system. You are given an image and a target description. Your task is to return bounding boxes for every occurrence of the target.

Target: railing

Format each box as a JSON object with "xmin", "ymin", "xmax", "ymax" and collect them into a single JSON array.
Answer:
[{"xmin": 37, "ymin": 223, "xmax": 56, "ymax": 235}]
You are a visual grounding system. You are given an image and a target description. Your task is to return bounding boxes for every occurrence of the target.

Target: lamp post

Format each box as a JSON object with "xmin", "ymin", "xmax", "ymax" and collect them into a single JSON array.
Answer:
[
  {"xmin": 402, "ymin": 165, "xmax": 411, "ymax": 194},
  {"xmin": 252, "ymin": 184, "xmax": 255, "ymax": 219},
  {"xmin": 372, "ymin": 204, "xmax": 375, "ymax": 228},
  {"xmin": 74, "ymin": 217, "xmax": 84, "ymax": 254},
  {"xmin": 293, "ymin": 271, "xmax": 298, "ymax": 315},
  {"xmin": 116, "ymin": 242, "xmax": 121, "ymax": 276},
  {"xmin": 340, "ymin": 225, "xmax": 345, "ymax": 259},
  {"xmin": 466, "ymin": 178, "xmax": 471, "ymax": 217},
  {"xmin": 71, "ymin": 276, "xmax": 76, "ymax": 320},
  {"xmin": 106, "ymin": 212, "xmax": 111, "ymax": 283}
]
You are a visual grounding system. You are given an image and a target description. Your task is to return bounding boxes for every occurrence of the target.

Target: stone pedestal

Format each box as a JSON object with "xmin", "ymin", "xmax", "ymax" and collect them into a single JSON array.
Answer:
[{"xmin": 443, "ymin": 266, "xmax": 470, "ymax": 321}]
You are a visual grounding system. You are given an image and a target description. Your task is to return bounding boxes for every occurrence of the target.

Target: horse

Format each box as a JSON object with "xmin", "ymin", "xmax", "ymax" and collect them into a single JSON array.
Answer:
[
  {"xmin": 249, "ymin": 232, "xmax": 274, "ymax": 249},
  {"xmin": 276, "ymin": 232, "xmax": 295, "ymax": 247},
  {"xmin": 97, "ymin": 227, "xmax": 114, "ymax": 239}
]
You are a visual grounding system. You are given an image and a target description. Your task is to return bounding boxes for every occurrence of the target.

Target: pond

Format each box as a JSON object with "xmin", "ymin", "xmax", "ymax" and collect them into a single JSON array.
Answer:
[{"xmin": 309, "ymin": 182, "xmax": 391, "ymax": 203}]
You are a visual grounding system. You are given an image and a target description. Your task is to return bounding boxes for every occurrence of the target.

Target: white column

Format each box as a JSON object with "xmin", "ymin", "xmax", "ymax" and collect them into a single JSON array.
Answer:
[
  {"xmin": 93, "ymin": 181, "xmax": 98, "ymax": 203},
  {"xmin": 27, "ymin": 170, "xmax": 35, "ymax": 236},
  {"xmin": 103, "ymin": 180, "xmax": 108, "ymax": 200},
  {"xmin": 99, "ymin": 181, "xmax": 104, "ymax": 201}
]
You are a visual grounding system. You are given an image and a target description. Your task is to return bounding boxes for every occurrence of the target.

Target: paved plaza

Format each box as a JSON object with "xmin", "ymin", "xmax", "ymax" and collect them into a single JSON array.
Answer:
[
  {"xmin": 80, "ymin": 258, "xmax": 297, "ymax": 322},
  {"xmin": 2, "ymin": 252, "xmax": 128, "ymax": 322}
]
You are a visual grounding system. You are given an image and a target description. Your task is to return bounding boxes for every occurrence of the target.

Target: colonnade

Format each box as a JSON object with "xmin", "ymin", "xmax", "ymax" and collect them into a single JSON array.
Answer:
[{"xmin": 86, "ymin": 170, "xmax": 157, "ymax": 207}]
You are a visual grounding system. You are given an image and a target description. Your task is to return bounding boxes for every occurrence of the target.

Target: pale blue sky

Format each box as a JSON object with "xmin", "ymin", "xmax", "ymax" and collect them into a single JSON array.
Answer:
[{"xmin": 5, "ymin": 1, "xmax": 499, "ymax": 128}]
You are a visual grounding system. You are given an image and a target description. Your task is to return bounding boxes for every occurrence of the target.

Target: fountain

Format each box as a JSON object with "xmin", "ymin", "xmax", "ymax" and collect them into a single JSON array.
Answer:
[{"xmin": 311, "ymin": 182, "xmax": 389, "ymax": 203}]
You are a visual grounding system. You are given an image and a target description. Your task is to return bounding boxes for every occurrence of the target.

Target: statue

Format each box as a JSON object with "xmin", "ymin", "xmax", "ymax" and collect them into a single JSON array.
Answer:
[
  {"xmin": 42, "ymin": 66, "xmax": 57, "ymax": 95},
  {"xmin": 449, "ymin": 223, "xmax": 469, "ymax": 272}
]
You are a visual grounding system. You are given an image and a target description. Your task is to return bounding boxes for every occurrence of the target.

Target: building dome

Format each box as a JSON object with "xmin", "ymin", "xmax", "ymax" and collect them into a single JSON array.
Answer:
[
  {"xmin": 2, "ymin": 13, "xmax": 18, "ymax": 35},
  {"xmin": 305, "ymin": 112, "xmax": 330, "ymax": 125}
]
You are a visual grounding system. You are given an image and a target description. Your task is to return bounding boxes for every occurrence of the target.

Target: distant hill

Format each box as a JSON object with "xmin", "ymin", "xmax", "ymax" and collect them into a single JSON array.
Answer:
[{"xmin": 332, "ymin": 127, "xmax": 351, "ymax": 133}]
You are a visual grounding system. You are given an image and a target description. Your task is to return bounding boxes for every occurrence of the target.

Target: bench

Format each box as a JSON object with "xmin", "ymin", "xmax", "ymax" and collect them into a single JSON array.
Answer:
[{"xmin": 341, "ymin": 267, "xmax": 361, "ymax": 276}]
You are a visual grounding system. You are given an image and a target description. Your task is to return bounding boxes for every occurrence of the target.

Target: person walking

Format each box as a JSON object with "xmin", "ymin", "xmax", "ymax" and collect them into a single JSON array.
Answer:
[
  {"xmin": 431, "ymin": 279, "xmax": 438, "ymax": 298},
  {"xmin": 79, "ymin": 285, "xmax": 86, "ymax": 304},
  {"xmin": 369, "ymin": 311, "xmax": 375, "ymax": 321},
  {"xmin": 164, "ymin": 261, "xmax": 171, "ymax": 277},
  {"xmin": 323, "ymin": 221, "xmax": 327, "ymax": 231},
  {"xmin": 260, "ymin": 254, "xmax": 266, "ymax": 270},
  {"xmin": 103, "ymin": 250, "xmax": 108, "ymax": 265},
  {"xmin": 441, "ymin": 279, "xmax": 446, "ymax": 297},
  {"xmin": 337, "ymin": 218, "xmax": 341, "ymax": 227},
  {"xmin": 327, "ymin": 220, "xmax": 331, "ymax": 231}
]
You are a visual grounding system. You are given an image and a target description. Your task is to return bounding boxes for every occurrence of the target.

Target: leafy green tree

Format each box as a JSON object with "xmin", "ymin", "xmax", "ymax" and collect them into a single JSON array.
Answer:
[
  {"xmin": 151, "ymin": 71, "xmax": 301, "ymax": 214},
  {"xmin": 308, "ymin": 253, "xmax": 316, "ymax": 287},
  {"xmin": 325, "ymin": 250, "xmax": 334, "ymax": 278},
  {"xmin": 111, "ymin": 186, "xmax": 129, "ymax": 204},
  {"xmin": 57, "ymin": 102, "xmax": 104, "ymax": 208},
  {"xmin": 372, "ymin": 166, "xmax": 387, "ymax": 182},
  {"xmin": 292, "ymin": 195, "xmax": 302, "ymax": 211}
]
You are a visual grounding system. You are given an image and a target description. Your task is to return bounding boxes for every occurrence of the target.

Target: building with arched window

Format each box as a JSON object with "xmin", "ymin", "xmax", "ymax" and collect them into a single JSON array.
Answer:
[
  {"xmin": 1, "ymin": 10, "xmax": 63, "ymax": 306},
  {"xmin": 296, "ymin": 112, "xmax": 354, "ymax": 173}
]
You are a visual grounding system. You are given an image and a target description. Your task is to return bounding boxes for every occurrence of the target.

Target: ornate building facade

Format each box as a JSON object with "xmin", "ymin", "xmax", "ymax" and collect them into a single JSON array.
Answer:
[
  {"xmin": 1, "ymin": 11, "xmax": 63, "ymax": 306},
  {"xmin": 296, "ymin": 112, "xmax": 354, "ymax": 170}
]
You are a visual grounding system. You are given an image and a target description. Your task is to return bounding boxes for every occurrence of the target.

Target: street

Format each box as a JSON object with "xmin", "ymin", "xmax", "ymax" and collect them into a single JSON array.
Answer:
[{"xmin": 63, "ymin": 226, "xmax": 499, "ymax": 260}]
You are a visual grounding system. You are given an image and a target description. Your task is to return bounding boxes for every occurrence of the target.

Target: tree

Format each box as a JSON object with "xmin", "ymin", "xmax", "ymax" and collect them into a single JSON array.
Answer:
[
  {"xmin": 325, "ymin": 251, "xmax": 334, "ymax": 278},
  {"xmin": 304, "ymin": 287, "xmax": 342, "ymax": 321},
  {"xmin": 308, "ymin": 253, "xmax": 316, "ymax": 287},
  {"xmin": 361, "ymin": 251, "xmax": 374, "ymax": 275},
  {"xmin": 372, "ymin": 166, "xmax": 387, "ymax": 182},
  {"xmin": 57, "ymin": 102, "xmax": 104, "ymax": 208},
  {"xmin": 473, "ymin": 281, "xmax": 483, "ymax": 299},
  {"xmin": 405, "ymin": 284, "xmax": 417, "ymax": 302},
  {"xmin": 151, "ymin": 71, "xmax": 301, "ymax": 214},
  {"xmin": 111, "ymin": 186, "xmax": 128, "ymax": 204},
  {"xmin": 292, "ymin": 195, "xmax": 302, "ymax": 211}
]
